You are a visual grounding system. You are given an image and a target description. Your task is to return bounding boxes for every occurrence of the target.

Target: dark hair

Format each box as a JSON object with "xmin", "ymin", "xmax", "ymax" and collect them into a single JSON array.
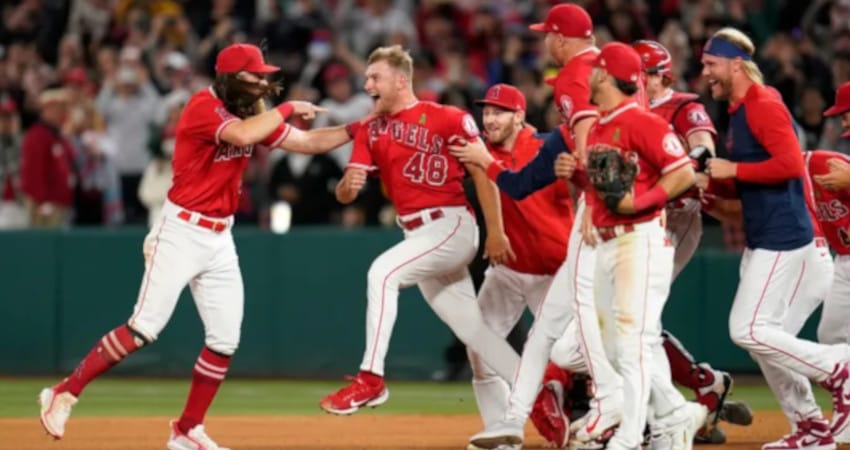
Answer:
[
  {"xmin": 614, "ymin": 78, "xmax": 638, "ymax": 95},
  {"xmin": 212, "ymin": 73, "xmax": 279, "ymax": 118}
]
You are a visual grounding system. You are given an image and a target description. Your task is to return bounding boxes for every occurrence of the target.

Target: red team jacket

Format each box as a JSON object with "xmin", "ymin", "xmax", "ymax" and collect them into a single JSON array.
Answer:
[
  {"xmin": 347, "ymin": 101, "xmax": 479, "ymax": 216},
  {"xmin": 20, "ymin": 121, "xmax": 76, "ymax": 207},
  {"xmin": 806, "ymin": 150, "xmax": 850, "ymax": 254},
  {"xmin": 586, "ymin": 100, "xmax": 690, "ymax": 228},
  {"xmin": 168, "ymin": 87, "xmax": 289, "ymax": 218},
  {"xmin": 488, "ymin": 126, "xmax": 573, "ymax": 275}
]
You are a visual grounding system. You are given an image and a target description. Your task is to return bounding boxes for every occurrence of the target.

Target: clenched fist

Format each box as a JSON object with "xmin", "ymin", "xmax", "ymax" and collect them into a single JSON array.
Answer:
[
  {"xmin": 336, "ymin": 168, "xmax": 367, "ymax": 204},
  {"xmin": 555, "ymin": 153, "xmax": 577, "ymax": 179}
]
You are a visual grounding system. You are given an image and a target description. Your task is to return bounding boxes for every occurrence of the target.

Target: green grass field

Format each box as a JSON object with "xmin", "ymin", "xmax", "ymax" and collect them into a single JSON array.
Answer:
[{"xmin": 0, "ymin": 377, "xmax": 829, "ymax": 417}]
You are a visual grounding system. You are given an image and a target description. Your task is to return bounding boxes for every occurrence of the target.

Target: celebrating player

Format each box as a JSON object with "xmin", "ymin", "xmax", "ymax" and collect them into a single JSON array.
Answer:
[
  {"xmin": 579, "ymin": 42, "xmax": 704, "ymax": 450},
  {"xmin": 464, "ymin": 83, "xmax": 575, "ymax": 447},
  {"xmin": 701, "ymin": 27, "xmax": 850, "ymax": 450},
  {"xmin": 815, "ymin": 82, "xmax": 850, "ymax": 191},
  {"xmin": 632, "ymin": 39, "xmax": 752, "ymax": 443},
  {"xmin": 38, "ymin": 43, "xmax": 355, "ymax": 450},
  {"xmin": 318, "ymin": 45, "xmax": 523, "ymax": 417},
  {"xmin": 463, "ymin": 5, "xmax": 626, "ymax": 449}
]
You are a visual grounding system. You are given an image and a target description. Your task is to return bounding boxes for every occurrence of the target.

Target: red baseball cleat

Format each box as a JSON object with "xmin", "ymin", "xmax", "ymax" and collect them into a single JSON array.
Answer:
[{"xmin": 319, "ymin": 373, "xmax": 389, "ymax": 415}]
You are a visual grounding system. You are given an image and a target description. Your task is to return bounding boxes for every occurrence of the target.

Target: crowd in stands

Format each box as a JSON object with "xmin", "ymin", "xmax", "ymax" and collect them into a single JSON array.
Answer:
[{"xmin": 1, "ymin": 0, "xmax": 848, "ymax": 250}]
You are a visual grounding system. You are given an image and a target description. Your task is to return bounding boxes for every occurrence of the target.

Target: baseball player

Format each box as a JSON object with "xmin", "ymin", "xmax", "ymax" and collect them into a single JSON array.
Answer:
[
  {"xmin": 465, "ymin": 83, "xmax": 576, "ymax": 447},
  {"xmin": 38, "ymin": 44, "xmax": 356, "ymax": 450},
  {"xmin": 577, "ymin": 42, "xmax": 706, "ymax": 450},
  {"xmin": 318, "ymin": 45, "xmax": 523, "ymax": 416},
  {"xmin": 462, "ymin": 5, "xmax": 628, "ymax": 449},
  {"xmin": 701, "ymin": 27, "xmax": 850, "ymax": 450},
  {"xmin": 815, "ymin": 82, "xmax": 850, "ymax": 192},
  {"xmin": 632, "ymin": 39, "xmax": 752, "ymax": 443}
]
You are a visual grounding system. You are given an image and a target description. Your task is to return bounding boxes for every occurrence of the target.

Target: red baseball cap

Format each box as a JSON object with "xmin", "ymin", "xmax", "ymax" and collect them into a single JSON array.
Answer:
[
  {"xmin": 323, "ymin": 63, "xmax": 350, "ymax": 83},
  {"xmin": 529, "ymin": 4, "xmax": 593, "ymax": 39},
  {"xmin": 215, "ymin": 44, "xmax": 279, "ymax": 74},
  {"xmin": 593, "ymin": 42, "xmax": 642, "ymax": 83},
  {"xmin": 0, "ymin": 98, "xmax": 16, "ymax": 114},
  {"xmin": 475, "ymin": 84, "xmax": 527, "ymax": 112},
  {"xmin": 824, "ymin": 81, "xmax": 850, "ymax": 117}
]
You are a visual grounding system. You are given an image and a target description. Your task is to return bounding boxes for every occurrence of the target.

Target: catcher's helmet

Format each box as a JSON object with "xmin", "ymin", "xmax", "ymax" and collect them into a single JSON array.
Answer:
[{"xmin": 632, "ymin": 40, "xmax": 673, "ymax": 79}]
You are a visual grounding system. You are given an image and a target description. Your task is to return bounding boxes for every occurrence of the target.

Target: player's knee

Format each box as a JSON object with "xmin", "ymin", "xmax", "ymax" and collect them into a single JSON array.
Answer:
[
  {"xmin": 205, "ymin": 335, "xmax": 239, "ymax": 356},
  {"xmin": 367, "ymin": 260, "xmax": 396, "ymax": 288},
  {"xmin": 728, "ymin": 321, "xmax": 757, "ymax": 349}
]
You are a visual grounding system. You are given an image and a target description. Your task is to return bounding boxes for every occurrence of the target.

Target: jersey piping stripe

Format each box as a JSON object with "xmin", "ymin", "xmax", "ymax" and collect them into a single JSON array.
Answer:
[
  {"xmin": 129, "ymin": 216, "xmax": 167, "ymax": 329},
  {"xmin": 366, "ymin": 215, "xmax": 464, "ymax": 372},
  {"xmin": 215, "ymin": 118, "xmax": 239, "ymax": 145},
  {"xmin": 684, "ymin": 126, "xmax": 717, "ymax": 138},
  {"xmin": 638, "ymin": 237, "xmax": 652, "ymax": 427},
  {"xmin": 661, "ymin": 157, "xmax": 691, "ymax": 175},
  {"xmin": 268, "ymin": 125, "xmax": 291, "ymax": 148},
  {"xmin": 747, "ymin": 251, "xmax": 830, "ymax": 376},
  {"xmin": 569, "ymin": 110, "xmax": 600, "ymax": 128}
]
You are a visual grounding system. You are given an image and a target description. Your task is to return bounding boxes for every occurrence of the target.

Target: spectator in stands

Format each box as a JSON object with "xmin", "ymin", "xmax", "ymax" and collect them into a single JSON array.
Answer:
[
  {"xmin": 138, "ymin": 92, "xmax": 186, "ymax": 229},
  {"xmin": 0, "ymin": 98, "xmax": 25, "ymax": 229},
  {"xmin": 95, "ymin": 61, "xmax": 160, "ymax": 225},
  {"xmin": 67, "ymin": 103, "xmax": 122, "ymax": 226},
  {"xmin": 312, "ymin": 62, "xmax": 374, "ymax": 168},
  {"xmin": 20, "ymin": 89, "xmax": 75, "ymax": 228}
]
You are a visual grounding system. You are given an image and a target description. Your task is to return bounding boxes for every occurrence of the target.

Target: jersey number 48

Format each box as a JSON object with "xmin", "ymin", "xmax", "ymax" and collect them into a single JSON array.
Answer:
[{"xmin": 403, "ymin": 152, "xmax": 448, "ymax": 186}]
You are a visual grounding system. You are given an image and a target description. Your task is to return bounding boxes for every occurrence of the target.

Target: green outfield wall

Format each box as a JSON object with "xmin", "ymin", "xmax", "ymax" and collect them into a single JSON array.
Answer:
[{"xmin": 0, "ymin": 228, "xmax": 822, "ymax": 378}]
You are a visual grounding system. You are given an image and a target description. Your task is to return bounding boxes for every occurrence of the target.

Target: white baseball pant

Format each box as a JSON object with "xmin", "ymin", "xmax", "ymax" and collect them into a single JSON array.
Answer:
[
  {"xmin": 594, "ymin": 218, "xmax": 683, "ymax": 449},
  {"xmin": 359, "ymin": 207, "xmax": 520, "ymax": 380},
  {"xmin": 503, "ymin": 196, "xmax": 622, "ymax": 424},
  {"xmin": 729, "ymin": 241, "xmax": 848, "ymax": 396},
  {"xmin": 820, "ymin": 254, "xmax": 850, "ymax": 345},
  {"xmin": 468, "ymin": 264, "xmax": 553, "ymax": 427},
  {"xmin": 666, "ymin": 200, "xmax": 703, "ymax": 280},
  {"xmin": 754, "ymin": 240, "xmax": 832, "ymax": 423},
  {"xmin": 128, "ymin": 199, "xmax": 243, "ymax": 355}
]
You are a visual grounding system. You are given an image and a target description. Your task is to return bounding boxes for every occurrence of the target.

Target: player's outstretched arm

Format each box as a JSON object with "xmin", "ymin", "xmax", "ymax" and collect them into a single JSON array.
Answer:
[
  {"xmin": 450, "ymin": 130, "xmax": 567, "ymax": 201},
  {"xmin": 466, "ymin": 149, "xmax": 516, "ymax": 265},
  {"xmin": 220, "ymin": 102, "xmax": 300, "ymax": 147},
  {"xmin": 278, "ymin": 125, "xmax": 352, "ymax": 154},
  {"xmin": 335, "ymin": 168, "xmax": 366, "ymax": 204}
]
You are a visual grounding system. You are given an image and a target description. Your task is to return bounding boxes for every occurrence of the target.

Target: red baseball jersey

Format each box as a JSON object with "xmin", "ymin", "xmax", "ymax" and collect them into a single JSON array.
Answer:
[
  {"xmin": 550, "ymin": 47, "xmax": 600, "ymax": 147},
  {"xmin": 489, "ymin": 126, "xmax": 573, "ymax": 275},
  {"xmin": 168, "ymin": 88, "xmax": 289, "ymax": 217},
  {"xmin": 650, "ymin": 90, "xmax": 716, "ymax": 206},
  {"xmin": 806, "ymin": 150, "xmax": 850, "ymax": 254},
  {"xmin": 347, "ymin": 101, "xmax": 479, "ymax": 216},
  {"xmin": 586, "ymin": 101, "xmax": 690, "ymax": 228},
  {"xmin": 649, "ymin": 90, "xmax": 716, "ymax": 142}
]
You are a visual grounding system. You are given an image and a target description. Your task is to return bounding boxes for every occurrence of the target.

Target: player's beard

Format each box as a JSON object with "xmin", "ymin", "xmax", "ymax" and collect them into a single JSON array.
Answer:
[{"xmin": 214, "ymin": 74, "xmax": 279, "ymax": 118}]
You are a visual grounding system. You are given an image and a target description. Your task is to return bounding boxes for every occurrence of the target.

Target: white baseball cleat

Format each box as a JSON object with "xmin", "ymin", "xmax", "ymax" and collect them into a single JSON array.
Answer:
[
  {"xmin": 38, "ymin": 387, "xmax": 77, "ymax": 440},
  {"xmin": 468, "ymin": 418, "xmax": 525, "ymax": 449},
  {"xmin": 649, "ymin": 402, "xmax": 708, "ymax": 450},
  {"xmin": 572, "ymin": 395, "xmax": 623, "ymax": 442},
  {"xmin": 166, "ymin": 420, "xmax": 231, "ymax": 450}
]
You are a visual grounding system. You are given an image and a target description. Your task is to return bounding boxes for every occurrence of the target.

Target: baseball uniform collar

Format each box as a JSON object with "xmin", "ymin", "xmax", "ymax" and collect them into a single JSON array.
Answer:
[
  {"xmin": 649, "ymin": 88, "xmax": 675, "ymax": 108},
  {"xmin": 573, "ymin": 46, "xmax": 600, "ymax": 59},
  {"xmin": 598, "ymin": 100, "xmax": 639, "ymax": 125}
]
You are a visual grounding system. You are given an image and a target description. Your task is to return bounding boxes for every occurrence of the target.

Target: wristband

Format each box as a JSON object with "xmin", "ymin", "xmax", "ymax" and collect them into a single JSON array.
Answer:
[
  {"xmin": 345, "ymin": 121, "xmax": 362, "ymax": 138},
  {"xmin": 486, "ymin": 160, "xmax": 505, "ymax": 181},
  {"xmin": 632, "ymin": 185, "xmax": 669, "ymax": 213},
  {"xmin": 276, "ymin": 102, "xmax": 294, "ymax": 120}
]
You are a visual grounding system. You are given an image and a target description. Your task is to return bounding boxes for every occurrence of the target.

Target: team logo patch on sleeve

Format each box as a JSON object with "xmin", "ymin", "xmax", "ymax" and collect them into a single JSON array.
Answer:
[
  {"xmin": 687, "ymin": 109, "xmax": 710, "ymax": 126},
  {"xmin": 559, "ymin": 95, "xmax": 573, "ymax": 119},
  {"xmin": 462, "ymin": 114, "xmax": 480, "ymax": 138},
  {"xmin": 215, "ymin": 106, "xmax": 236, "ymax": 121},
  {"xmin": 662, "ymin": 132, "xmax": 686, "ymax": 156}
]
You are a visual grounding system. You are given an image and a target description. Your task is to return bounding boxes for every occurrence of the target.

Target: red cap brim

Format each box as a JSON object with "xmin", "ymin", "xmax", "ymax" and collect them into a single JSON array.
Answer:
[
  {"xmin": 252, "ymin": 63, "xmax": 280, "ymax": 74},
  {"xmin": 824, "ymin": 104, "xmax": 850, "ymax": 117},
  {"xmin": 529, "ymin": 23, "xmax": 547, "ymax": 32},
  {"xmin": 475, "ymin": 99, "xmax": 520, "ymax": 111}
]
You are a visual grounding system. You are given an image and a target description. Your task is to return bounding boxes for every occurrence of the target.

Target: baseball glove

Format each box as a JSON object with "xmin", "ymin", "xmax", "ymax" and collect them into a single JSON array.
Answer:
[{"xmin": 587, "ymin": 150, "xmax": 637, "ymax": 212}]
